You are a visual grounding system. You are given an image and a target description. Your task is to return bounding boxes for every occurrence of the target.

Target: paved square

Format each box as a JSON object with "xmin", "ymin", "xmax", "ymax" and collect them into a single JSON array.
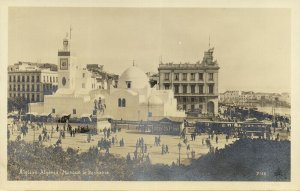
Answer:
[{"xmin": 8, "ymin": 122, "xmax": 236, "ymax": 165}]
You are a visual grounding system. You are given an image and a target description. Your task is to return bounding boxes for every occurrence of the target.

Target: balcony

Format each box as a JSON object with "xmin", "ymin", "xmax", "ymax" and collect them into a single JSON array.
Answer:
[{"xmin": 174, "ymin": 92, "xmax": 218, "ymax": 97}]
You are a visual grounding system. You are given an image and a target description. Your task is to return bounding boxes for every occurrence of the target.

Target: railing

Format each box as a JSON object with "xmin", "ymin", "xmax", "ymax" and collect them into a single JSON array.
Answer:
[{"xmin": 159, "ymin": 63, "xmax": 219, "ymax": 69}]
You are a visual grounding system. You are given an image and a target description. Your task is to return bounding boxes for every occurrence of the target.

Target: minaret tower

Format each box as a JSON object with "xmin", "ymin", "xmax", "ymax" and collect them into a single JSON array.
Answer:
[{"xmin": 58, "ymin": 35, "xmax": 73, "ymax": 89}]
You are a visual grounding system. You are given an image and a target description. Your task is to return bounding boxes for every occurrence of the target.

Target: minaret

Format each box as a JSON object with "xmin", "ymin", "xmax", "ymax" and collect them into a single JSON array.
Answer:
[{"xmin": 58, "ymin": 35, "xmax": 73, "ymax": 89}]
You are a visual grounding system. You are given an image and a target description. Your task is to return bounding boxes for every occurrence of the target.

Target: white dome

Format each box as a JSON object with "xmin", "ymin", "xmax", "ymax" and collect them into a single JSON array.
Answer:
[
  {"xmin": 118, "ymin": 66, "xmax": 149, "ymax": 89},
  {"xmin": 149, "ymin": 95, "xmax": 163, "ymax": 105}
]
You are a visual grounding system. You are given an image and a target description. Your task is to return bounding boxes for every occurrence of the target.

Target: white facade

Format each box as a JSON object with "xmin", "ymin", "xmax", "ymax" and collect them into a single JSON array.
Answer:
[
  {"xmin": 106, "ymin": 66, "xmax": 186, "ymax": 121},
  {"xmin": 30, "ymin": 36, "xmax": 185, "ymax": 121}
]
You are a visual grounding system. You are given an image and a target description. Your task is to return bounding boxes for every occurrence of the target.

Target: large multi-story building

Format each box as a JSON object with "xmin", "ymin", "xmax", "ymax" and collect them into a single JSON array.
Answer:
[
  {"xmin": 8, "ymin": 62, "xmax": 58, "ymax": 103},
  {"xmin": 158, "ymin": 48, "xmax": 220, "ymax": 115}
]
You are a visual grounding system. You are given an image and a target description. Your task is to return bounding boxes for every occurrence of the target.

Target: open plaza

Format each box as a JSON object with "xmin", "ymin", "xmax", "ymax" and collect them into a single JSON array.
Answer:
[{"xmin": 8, "ymin": 122, "xmax": 238, "ymax": 165}]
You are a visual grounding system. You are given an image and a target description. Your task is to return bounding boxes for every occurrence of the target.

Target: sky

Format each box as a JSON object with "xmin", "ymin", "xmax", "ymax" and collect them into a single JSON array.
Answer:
[{"xmin": 8, "ymin": 8, "xmax": 291, "ymax": 93}]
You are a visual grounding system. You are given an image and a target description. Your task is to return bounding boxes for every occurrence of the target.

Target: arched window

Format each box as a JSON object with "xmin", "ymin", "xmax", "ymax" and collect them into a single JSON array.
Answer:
[
  {"xmin": 122, "ymin": 98, "xmax": 126, "ymax": 107},
  {"xmin": 118, "ymin": 98, "xmax": 122, "ymax": 107}
]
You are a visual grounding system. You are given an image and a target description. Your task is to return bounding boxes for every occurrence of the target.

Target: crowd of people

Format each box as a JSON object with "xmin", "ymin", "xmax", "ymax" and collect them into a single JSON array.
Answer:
[{"xmin": 219, "ymin": 105, "xmax": 290, "ymax": 125}]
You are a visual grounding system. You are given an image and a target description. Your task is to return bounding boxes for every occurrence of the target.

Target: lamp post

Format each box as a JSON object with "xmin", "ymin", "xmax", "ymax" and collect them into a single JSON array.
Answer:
[{"xmin": 178, "ymin": 142, "xmax": 182, "ymax": 166}]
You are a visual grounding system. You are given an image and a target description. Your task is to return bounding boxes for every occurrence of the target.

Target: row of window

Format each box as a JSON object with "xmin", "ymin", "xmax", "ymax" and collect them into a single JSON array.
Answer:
[
  {"xmin": 176, "ymin": 97, "xmax": 205, "ymax": 103},
  {"xmin": 164, "ymin": 72, "xmax": 214, "ymax": 81},
  {"xmin": 165, "ymin": 84, "xmax": 214, "ymax": 94},
  {"xmin": 9, "ymin": 75, "xmax": 58, "ymax": 83},
  {"xmin": 9, "ymin": 84, "xmax": 57, "ymax": 92},
  {"xmin": 9, "ymin": 93, "xmax": 41, "ymax": 102},
  {"xmin": 180, "ymin": 104, "xmax": 203, "ymax": 111}
]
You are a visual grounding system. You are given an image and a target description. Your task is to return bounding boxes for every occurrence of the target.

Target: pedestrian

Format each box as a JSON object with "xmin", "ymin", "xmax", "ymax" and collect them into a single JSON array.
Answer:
[
  {"xmin": 134, "ymin": 149, "xmax": 138, "ymax": 160},
  {"xmin": 56, "ymin": 138, "xmax": 62, "ymax": 146},
  {"xmin": 165, "ymin": 145, "xmax": 169, "ymax": 153},
  {"xmin": 38, "ymin": 134, "xmax": 42, "ymax": 142},
  {"xmin": 112, "ymin": 136, "xmax": 115, "ymax": 145},
  {"xmin": 158, "ymin": 136, "xmax": 161, "ymax": 146},
  {"xmin": 103, "ymin": 127, "xmax": 107, "ymax": 137},
  {"xmin": 126, "ymin": 153, "xmax": 131, "ymax": 163},
  {"xmin": 107, "ymin": 128, "xmax": 111, "ymax": 138},
  {"xmin": 187, "ymin": 144, "xmax": 190, "ymax": 151},
  {"xmin": 146, "ymin": 153, "xmax": 151, "ymax": 163},
  {"xmin": 62, "ymin": 131, "xmax": 65, "ymax": 139},
  {"xmin": 141, "ymin": 144, "xmax": 144, "ymax": 153},
  {"xmin": 144, "ymin": 144, "xmax": 148, "ymax": 153},
  {"xmin": 115, "ymin": 135, "xmax": 118, "ymax": 144},
  {"xmin": 216, "ymin": 135, "xmax": 218, "ymax": 144},
  {"xmin": 161, "ymin": 144, "xmax": 165, "ymax": 155},
  {"xmin": 191, "ymin": 150, "xmax": 195, "ymax": 159}
]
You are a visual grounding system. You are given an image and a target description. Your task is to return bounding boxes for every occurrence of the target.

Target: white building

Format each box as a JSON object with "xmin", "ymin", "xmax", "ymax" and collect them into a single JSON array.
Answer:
[
  {"xmin": 29, "ymin": 36, "xmax": 185, "ymax": 120},
  {"xmin": 106, "ymin": 66, "xmax": 185, "ymax": 121}
]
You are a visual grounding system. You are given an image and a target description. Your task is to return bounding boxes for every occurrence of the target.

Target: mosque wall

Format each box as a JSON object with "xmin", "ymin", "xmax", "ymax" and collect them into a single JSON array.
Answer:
[{"xmin": 43, "ymin": 96, "xmax": 94, "ymax": 117}]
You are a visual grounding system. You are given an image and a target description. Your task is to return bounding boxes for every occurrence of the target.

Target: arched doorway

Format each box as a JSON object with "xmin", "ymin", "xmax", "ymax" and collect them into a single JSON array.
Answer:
[{"xmin": 207, "ymin": 101, "xmax": 215, "ymax": 115}]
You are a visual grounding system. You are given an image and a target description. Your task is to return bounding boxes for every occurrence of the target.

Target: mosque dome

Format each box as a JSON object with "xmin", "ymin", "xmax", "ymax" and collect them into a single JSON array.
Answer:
[
  {"xmin": 118, "ymin": 66, "xmax": 150, "ymax": 89},
  {"xmin": 148, "ymin": 95, "xmax": 163, "ymax": 105}
]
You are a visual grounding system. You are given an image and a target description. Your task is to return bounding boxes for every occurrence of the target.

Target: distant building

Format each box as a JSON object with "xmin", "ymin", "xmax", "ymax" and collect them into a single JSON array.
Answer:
[
  {"xmin": 219, "ymin": 91, "xmax": 290, "ymax": 107},
  {"xmin": 158, "ymin": 48, "xmax": 220, "ymax": 115},
  {"xmin": 146, "ymin": 72, "xmax": 159, "ymax": 88},
  {"xmin": 8, "ymin": 62, "xmax": 58, "ymax": 102},
  {"xmin": 219, "ymin": 90, "xmax": 241, "ymax": 103},
  {"xmin": 86, "ymin": 64, "xmax": 119, "ymax": 89},
  {"xmin": 280, "ymin": 92, "xmax": 290, "ymax": 104}
]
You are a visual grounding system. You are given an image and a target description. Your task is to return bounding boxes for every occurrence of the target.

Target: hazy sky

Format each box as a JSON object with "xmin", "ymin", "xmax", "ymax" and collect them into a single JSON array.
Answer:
[{"xmin": 8, "ymin": 8, "xmax": 290, "ymax": 93}]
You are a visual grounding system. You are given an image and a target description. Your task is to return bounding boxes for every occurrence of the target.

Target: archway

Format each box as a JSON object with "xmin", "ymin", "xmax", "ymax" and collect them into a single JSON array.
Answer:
[{"xmin": 207, "ymin": 101, "xmax": 215, "ymax": 115}]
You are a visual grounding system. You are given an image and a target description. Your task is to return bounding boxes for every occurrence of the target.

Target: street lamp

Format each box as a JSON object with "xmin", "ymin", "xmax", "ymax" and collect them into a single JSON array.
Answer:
[{"xmin": 178, "ymin": 142, "xmax": 182, "ymax": 166}]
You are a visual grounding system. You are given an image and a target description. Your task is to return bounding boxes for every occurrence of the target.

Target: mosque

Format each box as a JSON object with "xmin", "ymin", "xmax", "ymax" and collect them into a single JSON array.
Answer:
[{"xmin": 29, "ymin": 36, "xmax": 186, "ymax": 121}]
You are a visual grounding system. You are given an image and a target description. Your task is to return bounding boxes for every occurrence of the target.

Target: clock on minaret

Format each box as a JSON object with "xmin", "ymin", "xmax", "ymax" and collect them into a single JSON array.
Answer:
[
  {"xmin": 60, "ymin": 58, "xmax": 68, "ymax": 70},
  {"xmin": 58, "ymin": 36, "xmax": 72, "ymax": 89}
]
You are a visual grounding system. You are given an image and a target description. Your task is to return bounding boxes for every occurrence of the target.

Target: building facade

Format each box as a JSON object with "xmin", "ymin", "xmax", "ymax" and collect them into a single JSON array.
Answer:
[
  {"xmin": 30, "ymin": 35, "xmax": 185, "ymax": 121},
  {"xmin": 158, "ymin": 48, "xmax": 220, "ymax": 115},
  {"xmin": 8, "ymin": 62, "xmax": 58, "ymax": 103}
]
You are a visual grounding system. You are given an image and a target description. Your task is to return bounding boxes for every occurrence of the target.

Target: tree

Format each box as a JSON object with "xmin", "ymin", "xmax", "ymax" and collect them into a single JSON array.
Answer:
[{"xmin": 7, "ymin": 97, "xmax": 28, "ymax": 113}]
